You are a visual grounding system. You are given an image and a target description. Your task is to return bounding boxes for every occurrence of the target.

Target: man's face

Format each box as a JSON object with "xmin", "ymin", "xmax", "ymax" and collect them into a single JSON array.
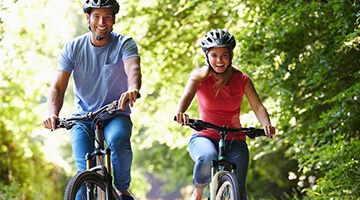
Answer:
[{"xmin": 86, "ymin": 8, "xmax": 115, "ymax": 40}]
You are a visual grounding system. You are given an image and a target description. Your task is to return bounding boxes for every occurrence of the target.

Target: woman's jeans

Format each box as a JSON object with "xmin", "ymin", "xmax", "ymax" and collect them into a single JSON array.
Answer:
[
  {"xmin": 188, "ymin": 135, "xmax": 249, "ymax": 196},
  {"xmin": 70, "ymin": 115, "xmax": 133, "ymax": 198}
]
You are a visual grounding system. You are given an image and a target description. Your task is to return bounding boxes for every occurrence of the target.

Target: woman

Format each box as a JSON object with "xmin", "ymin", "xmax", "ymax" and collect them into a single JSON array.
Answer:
[{"xmin": 175, "ymin": 29, "xmax": 276, "ymax": 200}]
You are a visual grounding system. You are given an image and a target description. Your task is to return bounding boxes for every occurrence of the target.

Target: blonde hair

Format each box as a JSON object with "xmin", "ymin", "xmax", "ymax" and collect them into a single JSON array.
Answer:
[{"xmin": 190, "ymin": 65, "xmax": 235, "ymax": 96}]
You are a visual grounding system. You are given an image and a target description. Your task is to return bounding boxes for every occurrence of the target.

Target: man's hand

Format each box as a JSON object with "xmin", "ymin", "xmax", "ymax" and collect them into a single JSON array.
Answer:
[
  {"xmin": 43, "ymin": 114, "xmax": 59, "ymax": 131},
  {"xmin": 118, "ymin": 90, "xmax": 139, "ymax": 110}
]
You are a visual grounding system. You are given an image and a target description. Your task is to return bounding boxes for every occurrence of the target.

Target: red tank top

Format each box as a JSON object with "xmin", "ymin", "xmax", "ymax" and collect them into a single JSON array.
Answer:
[{"xmin": 194, "ymin": 71, "xmax": 249, "ymax": 141}]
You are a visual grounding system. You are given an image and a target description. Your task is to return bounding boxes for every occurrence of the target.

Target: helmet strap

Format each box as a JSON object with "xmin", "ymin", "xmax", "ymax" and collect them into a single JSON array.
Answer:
[{"xmin": 87, "ymin": 23, "xmax": 112, "ymax": 41}]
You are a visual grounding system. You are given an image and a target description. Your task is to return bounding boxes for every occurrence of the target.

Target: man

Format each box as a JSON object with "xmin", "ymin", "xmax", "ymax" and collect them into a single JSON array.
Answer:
[{"xmin": 43, "ymin": 0, "xmax": 141, "ymax": 199}]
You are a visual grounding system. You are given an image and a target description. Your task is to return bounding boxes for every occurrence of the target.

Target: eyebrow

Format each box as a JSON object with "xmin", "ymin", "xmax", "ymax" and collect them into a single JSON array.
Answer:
[
  {"xmin": 92, "ymin": 10, "xmax": 114, "ymax": 15},
  {"xmin": 210, "ymin": 52, "xmax": 229, "ymax": 55}
]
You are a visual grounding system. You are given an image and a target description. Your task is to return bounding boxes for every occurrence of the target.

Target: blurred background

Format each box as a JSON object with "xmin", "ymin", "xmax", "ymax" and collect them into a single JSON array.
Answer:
[{"xmin": 0, "ymin": 0, "xmax": 359, "ymax": 199}]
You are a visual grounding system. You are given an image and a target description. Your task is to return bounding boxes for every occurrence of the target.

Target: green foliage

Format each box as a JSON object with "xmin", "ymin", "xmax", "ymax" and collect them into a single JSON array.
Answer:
[
  {"xmin": 1, "ymin": 0, "xmax": 359, "ymax": 199},
  {"xmin": 121, "ymin": 0, "xmax": 360, "ymax": 199},
  {"xmin": 0, "ymin": 0, "xmax": 79, "ymax": 199},
  {"xmin": 238, "ymin": 0, "xmax": 360, "ymax": 198}
]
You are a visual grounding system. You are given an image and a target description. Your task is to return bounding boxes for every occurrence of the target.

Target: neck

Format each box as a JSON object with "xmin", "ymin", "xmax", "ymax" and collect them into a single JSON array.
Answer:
[
  {"xmin": 212, "ymin": 72, "xmax": 222, "ymax": 80},
  {"xmin": 90, "ymin": 34, "xmax": 110, "ymax": 47}
]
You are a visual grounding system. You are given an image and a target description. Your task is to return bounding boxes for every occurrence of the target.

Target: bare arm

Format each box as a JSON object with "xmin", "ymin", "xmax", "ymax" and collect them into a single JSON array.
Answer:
[
  {"xmin": 175, "ymin": 79, "xmax": 201, "ymax": 125},
  {"xmin": 43, "ymin": 71, "xmax": 71, "ymax": 130},
  {"xmin": 244, "ymin": 79, "xmax": 275, "ymax": 137},
  {"xmin": 119, "ymin": 56, "xmax": 142, "ymax": 110}
]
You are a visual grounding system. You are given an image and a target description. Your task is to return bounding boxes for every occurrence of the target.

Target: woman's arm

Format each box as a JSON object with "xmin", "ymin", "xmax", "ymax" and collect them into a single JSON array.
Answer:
[
  {"xmin": 175, "ymin": 79, "xmax": 201, "ymax": 125},
  {"xmin": 244, "ymin": 79, "xmax": 276, "ymax": 137}
]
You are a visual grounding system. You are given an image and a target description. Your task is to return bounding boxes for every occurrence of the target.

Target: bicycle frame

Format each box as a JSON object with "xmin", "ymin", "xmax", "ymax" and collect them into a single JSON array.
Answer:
[
  {"xmin": 85, "ymin": 120, "xmax": 113, "ymax": 200},
  {"xmin": 209, "ymin": 131, "xmax": 237, "ymax": 200},
  {"xmin": 60, "ymin": 95, "xmax": 140, "ymax": 200},
  {"xmin": 175, "ymin": 118, "xmax": 266, "ymax": 200}
]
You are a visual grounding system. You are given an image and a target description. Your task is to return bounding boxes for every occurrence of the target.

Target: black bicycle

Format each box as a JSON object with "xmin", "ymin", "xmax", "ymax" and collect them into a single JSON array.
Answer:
[
  {"xmin": 58, "ymin": 96, "xmax": 139, "ymax": 200},
  {"xmin": 176, "ymin": 118, "xmax": 267, "ymax": 200}
]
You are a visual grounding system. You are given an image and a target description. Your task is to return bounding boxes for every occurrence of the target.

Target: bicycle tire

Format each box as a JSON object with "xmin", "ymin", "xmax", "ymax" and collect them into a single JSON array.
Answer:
[
  {"xmin": 215, "ymin": 172, "xmax": 242, "ymax": 200},
  {"xmin": 64, "ymin": 171, "xmax": 120, "ymax": 200}
]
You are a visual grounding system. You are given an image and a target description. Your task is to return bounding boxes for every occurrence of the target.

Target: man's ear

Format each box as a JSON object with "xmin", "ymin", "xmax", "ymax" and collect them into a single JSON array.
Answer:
[{"xmin": 86, "ymin": 13, "xmax": 90, "ymax": 24}]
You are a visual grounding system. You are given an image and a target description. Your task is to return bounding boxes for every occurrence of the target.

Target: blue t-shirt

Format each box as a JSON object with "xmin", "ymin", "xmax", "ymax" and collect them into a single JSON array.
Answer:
[{"xmin": 58, "ymin": 32, "xmax": 139, "ymax": 116}]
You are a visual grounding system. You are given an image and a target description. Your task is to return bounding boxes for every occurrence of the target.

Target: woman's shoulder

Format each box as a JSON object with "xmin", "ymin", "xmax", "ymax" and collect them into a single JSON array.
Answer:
[
  {"xmin": 232, "ymin": 68, "xmax": 249, "ymax": 79},
  {"xmin": 230, "ymin": 68, "xmax": 250, "ymax": 88},
  {"xmin": 190, "ymin": 66, "xmax": 210, "ymax": 81}
]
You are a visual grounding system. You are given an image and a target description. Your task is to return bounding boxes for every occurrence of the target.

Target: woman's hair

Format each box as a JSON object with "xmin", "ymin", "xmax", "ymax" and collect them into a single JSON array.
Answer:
[
  {"xmin": 190, "ymin": 45, "xmax": 237, "ymax": 96},
  {"xmin": 190, "ymin": 64, "xmax": 235, "ymax": 96}
]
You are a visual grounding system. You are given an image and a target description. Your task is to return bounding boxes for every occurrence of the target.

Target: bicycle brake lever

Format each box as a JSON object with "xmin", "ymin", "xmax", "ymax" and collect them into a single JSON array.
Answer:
[
  {"xmin": 56, "ymin": 119, "xmax": 75, "ymax": 130},
  {"xmin": 246, "ymin": 128, "xmax": 266, "ymax": 139},
  {"xmin": 105, "ymin": 100, "xmax": 119, "ymax": 114},
  {"xmin": 189, "ymin": 120, "xmax": 207, "ymax": 131}
]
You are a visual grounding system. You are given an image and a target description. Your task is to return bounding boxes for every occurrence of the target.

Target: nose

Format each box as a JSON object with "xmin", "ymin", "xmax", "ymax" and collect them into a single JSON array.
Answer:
[{"xmin": 98, "ymin": 16, "xmax": 104, "ymax": 24}]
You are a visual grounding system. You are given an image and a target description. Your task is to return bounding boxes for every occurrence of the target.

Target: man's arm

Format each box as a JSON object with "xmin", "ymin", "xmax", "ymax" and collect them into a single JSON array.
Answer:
[
  {"xmin": 43, "ymin": 71, "xmax": 71, "ymax": 130},
  {"xmin": 119, "ymin": 56, "xmax": 142, "ymax": 110}
]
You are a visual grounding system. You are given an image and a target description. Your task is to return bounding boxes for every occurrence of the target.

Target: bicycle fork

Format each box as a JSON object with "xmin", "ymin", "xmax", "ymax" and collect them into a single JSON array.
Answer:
[
  {"xmin": 85, "ymin": 123, "xmax": 113, "ymax": 200},
  {"xmin": 209, "ymin": 132, "xmax": 237, "ymax": 200}
]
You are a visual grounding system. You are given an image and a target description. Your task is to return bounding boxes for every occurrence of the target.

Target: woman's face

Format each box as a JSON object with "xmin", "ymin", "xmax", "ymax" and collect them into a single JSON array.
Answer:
[{"xmin": 207, "ymin": 47, "xmax": 231, "ymax": 74}]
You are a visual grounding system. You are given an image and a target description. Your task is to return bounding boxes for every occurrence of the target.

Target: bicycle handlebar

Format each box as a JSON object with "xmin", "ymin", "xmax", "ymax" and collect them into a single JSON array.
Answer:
[
  {"xmin": 174, "ymin": 117, "xmax": 266, "ymax": 139},
  {"xmin": 57, "ymin": 94, "xmax": 141, "ymax": 130}
]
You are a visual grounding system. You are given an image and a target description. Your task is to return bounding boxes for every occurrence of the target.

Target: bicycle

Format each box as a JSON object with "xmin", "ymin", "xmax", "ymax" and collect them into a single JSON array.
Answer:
[
  {"xmin": 57, "ymin": 96, "xmax": 139, "ymax": 200},
  {"xmin": 176, "ymin": 118, "xmax": 268, "ymax": 200}
]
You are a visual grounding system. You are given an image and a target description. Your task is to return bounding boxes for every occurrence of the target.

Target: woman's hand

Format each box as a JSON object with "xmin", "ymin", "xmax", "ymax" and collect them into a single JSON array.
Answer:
[
  {"xmin": 175, "ymin": 112, "xmax": 189, "ymax": 125},
  {"xmin": 264, "ymin": 125, "xmax": 276, "ymax": 137}
]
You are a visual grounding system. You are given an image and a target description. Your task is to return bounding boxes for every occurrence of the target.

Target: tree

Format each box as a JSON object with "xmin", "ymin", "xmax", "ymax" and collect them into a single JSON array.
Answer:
[
  {"xmin": 0, "ymin": 0, "xmax": 83, "ymax": 199},
  {"xmin": 120, "ymin": 0, "xmax": 360, "ymax": 199}
]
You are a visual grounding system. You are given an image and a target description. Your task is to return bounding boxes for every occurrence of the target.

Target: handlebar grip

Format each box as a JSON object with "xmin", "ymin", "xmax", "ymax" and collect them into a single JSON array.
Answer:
[
  {"xmin": 125, "ymin": 93, "xmax": 141, "ymax": 103},
  {"xmin": 173, "ymin": 116, "xmax": 195, "ymax": 124},
  {"xmin": 55, "ymin": 119, "xmax": 65, "ymax": 128}
]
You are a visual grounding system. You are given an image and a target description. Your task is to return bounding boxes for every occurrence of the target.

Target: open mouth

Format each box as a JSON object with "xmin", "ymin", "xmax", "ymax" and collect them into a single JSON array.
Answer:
[
  {"xmin": 216, "ymin": 64, "xmax": 224, "ymax": 67},
  {"xmin": 96, "ymin": 26, "xmax": 107, "ymax": 32},
  {"xmin": 214, "ymin": 64, "xmax": 225, "ymax": 69}
]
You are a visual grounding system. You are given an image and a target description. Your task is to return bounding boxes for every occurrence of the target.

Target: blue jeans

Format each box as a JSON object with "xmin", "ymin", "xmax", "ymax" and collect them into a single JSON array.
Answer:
[
  {"xmin": 188, "ymin": 135, "xmax": 249, "ymax": 196},
  {"xmin": 70, "ymin": 115, "xmax": 133, "ymax": 198}
]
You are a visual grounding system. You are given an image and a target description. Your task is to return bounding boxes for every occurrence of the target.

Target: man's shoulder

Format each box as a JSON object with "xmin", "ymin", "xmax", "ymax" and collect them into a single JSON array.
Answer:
[
  {"xmin": 66, "ymin": 33, "xmax": 89, "ymax": 46},
  {"xmin": 111, "ymin": 32, "xmax": 135, "ymax": 44}
]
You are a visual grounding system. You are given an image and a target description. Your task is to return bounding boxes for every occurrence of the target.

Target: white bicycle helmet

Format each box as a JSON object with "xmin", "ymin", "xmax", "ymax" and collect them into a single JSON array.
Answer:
[{"xmin": 200, "ymin": 29, "xmax": 236, "ymax": 52}]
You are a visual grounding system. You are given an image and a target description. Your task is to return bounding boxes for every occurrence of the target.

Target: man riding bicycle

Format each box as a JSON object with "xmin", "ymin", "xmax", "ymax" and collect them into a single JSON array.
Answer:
[{"xmin": 43, "ymin": 0, "xmax": 141, "ymax": 199}]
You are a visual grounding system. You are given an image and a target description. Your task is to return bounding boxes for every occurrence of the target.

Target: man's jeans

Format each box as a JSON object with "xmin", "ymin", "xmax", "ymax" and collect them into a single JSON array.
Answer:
[
  {"xmin": 188, "ymin": 135, "xmax": 249, "ymax": 195},
  {"xmin": 70, "ymin": 115, "xmax": 133, "ymax": 199}
]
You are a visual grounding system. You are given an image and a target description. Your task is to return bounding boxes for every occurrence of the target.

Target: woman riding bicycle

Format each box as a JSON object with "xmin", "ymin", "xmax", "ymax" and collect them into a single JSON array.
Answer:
[{"xmin": 175, "ymin": 29, "xmax": 276, "ymax": 200}]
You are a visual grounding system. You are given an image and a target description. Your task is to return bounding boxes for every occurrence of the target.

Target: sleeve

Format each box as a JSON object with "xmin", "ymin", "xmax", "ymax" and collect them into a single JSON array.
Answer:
[
  {"xmin": 121, "ymin": 37, "xmax": 139, "ymax": 61},
  {"xmin": 57, "ymin": 42, "xmax": 74, "ymax": 73},
  {"xmin": 235, "ymin": 72, "xmax": 249, "ymax": 94},
  {"xmin": 241, "ymin": 73, "xmax": 249, "ymax": 91}
]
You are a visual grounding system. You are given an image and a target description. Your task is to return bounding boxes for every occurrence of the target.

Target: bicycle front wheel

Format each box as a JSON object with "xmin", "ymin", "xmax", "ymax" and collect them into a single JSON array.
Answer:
[
  {"xmin": 215, "ymin": 172, "xmax": 242, "ymax": 200},
  {"xmin": 64, "ymin": 171, "xmax": 120, "ymax": 200}
]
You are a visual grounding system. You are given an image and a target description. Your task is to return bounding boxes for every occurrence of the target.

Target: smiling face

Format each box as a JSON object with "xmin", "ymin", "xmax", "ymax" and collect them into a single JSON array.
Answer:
[
  {"xmin": 86, "ymin": 8, "xmax": 115, "ymax": 46},
  {"xmin": 207, "ymin": 47, "xmax": 231, "ymax": 74}
]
